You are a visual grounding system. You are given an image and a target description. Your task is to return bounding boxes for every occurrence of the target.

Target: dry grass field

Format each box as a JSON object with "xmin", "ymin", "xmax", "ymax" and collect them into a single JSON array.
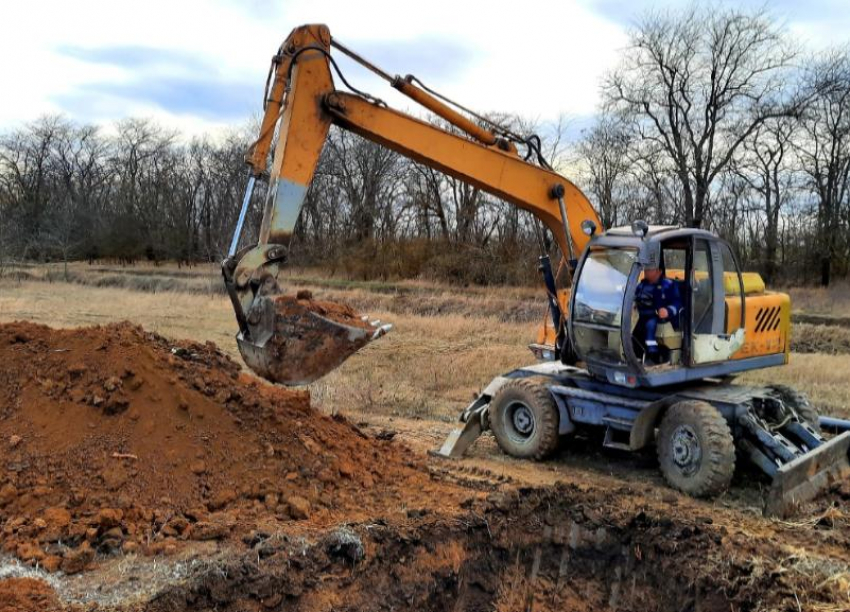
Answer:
[
  {"xmin": 787, "ymin": 283, "xmax": 850, "ymax": 318},
  {"xmin": 1, "ymin": 261, "xmax": 850, "ymax": 421}
]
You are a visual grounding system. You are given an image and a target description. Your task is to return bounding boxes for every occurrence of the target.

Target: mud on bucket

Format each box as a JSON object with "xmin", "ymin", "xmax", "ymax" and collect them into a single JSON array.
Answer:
[{"xmin": 237, "ymin": 292, "xmax": 391, "ymax": 386}]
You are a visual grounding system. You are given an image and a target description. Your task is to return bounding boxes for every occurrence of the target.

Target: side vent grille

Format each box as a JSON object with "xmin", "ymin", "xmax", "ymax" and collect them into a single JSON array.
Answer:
[{"xmin": 755, "ymin": 306, "xmax": 782, "ymax": 333}]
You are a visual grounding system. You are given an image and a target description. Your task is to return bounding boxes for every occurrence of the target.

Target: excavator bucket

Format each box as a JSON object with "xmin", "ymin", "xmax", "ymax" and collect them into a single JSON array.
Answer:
[
  {"xmin": 235, "ymin": 292, "xmax": 391, "ymax": 386},
  {"xmin": 763, "ymin": 431, "xmax": 850, "ymax": 518}
]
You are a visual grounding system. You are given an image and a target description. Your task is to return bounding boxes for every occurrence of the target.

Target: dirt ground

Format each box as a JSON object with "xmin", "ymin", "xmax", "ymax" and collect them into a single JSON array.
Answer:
[{"xmin": 1, "ymin": 270, "xmax": 849, "ymax": 610}]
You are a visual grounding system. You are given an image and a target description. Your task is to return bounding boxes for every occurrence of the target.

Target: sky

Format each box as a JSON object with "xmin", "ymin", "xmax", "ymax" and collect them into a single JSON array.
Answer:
[{"xmin": 2, "ymin": 0, "xmax": 849, "ymax": 140}]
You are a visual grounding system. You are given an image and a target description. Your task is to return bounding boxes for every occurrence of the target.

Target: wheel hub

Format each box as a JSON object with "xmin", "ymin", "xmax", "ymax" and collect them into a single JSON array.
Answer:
[
  {"xmin": 511, "ymin": 404, "xmax": 535, "ymax": 436},
  {"xmin": 671, "ymin": 425, "xmax": 701, "ymax": 474}
]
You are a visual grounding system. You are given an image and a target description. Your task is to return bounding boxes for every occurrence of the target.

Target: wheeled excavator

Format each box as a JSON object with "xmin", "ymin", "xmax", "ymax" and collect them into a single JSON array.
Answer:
[{"xmin": 223, "ymin": 24, "xmax": 850, "ymax": 517}]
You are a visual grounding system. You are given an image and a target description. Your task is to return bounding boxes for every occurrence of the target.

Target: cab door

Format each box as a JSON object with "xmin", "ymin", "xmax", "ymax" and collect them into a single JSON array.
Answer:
[{"xmin": 689, "ymin": 238, "xmax": 746, "ymax": 365}]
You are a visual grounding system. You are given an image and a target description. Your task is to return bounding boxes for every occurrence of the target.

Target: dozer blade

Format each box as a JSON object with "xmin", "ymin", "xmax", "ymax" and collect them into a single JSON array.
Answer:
[
  {"xmin": 237, "ymin": 294, "xmax": 391, "ymax": 386},
  {"xmin": 433, "ymin": 400, "xmax": 490, "ymax": 458},
  {"xmin": 763, "ymin": 431, "xmax": 850, "ymax": 518},
  {"xmin": 435, "ymin": 417, "xmax": 485, "ymax": 459}
]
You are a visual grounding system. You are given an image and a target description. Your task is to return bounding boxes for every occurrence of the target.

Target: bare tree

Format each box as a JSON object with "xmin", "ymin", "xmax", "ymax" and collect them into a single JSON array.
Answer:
[
  {"xmin": 405, "ymin": 164, "xmax": 450, "ymax": 241},
  {"xmin": 795, "ymin": 48, "xmax": 850, "ymax": 286},
  {"xmin": 603, "ymin": 5, "xmax": 798, "ymax": 227},
  {"xmin": 576, "ymin": 116, "xmax": 632, "ymax": 228},
  {"xmin": 732, "ymin": 117, "xmax": 799, "ymax": 283},
  {"xmin": 0, "ymin": 116, "xmax": 67, "ymax": 259}
]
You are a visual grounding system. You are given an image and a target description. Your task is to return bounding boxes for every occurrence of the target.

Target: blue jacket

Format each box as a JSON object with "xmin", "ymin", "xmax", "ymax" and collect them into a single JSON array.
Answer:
[{"xmin": 635, "ymin": 277, "xmax": 683, "ymax": 324}]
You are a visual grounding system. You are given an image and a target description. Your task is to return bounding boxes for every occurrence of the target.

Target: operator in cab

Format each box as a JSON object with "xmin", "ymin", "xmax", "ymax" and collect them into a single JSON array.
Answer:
[{"xmin": 634, "ymin": 266, "xmax": 682, "ymax": 364}]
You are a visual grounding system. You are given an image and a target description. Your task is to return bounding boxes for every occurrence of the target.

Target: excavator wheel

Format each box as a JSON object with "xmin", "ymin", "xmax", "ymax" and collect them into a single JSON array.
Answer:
[
  {"xmin": 769, "ymin": 384, "xmax": 820, "ymax": 432},
  {"xmin": 490, "ymin": 378, "xmax": 560, "ymax": 461},
  {"xmin": 657, "ymin": 400, "xmax": 735, "ymax": 498}
]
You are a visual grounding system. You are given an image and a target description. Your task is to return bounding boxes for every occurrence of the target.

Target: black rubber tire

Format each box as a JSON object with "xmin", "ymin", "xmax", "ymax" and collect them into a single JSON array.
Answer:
[
  {"xmin": 490, "ymin": 378, "xmax": 560, "ymax": 460},
  {"xmin": 657, "ymin": 400, "xmax": 735, "ymax": 498},
  {"xmin": 769, "ymin": 384, "xmax": 820, "ymax": 431}
]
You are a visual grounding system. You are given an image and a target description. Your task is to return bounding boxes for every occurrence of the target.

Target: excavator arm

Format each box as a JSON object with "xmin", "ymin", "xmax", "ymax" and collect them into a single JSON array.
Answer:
[{"xmin": 224, "ymin": 24, "xmax": 601, "ymax": 385}]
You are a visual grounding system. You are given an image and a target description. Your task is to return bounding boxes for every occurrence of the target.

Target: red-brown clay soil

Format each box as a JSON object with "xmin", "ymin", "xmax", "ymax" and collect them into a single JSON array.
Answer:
[
  {"xmin": 1, "ymin": 322, "xmax": 849, "ymax": 611},
  {"xmin": 0, "ymin": 321, "xmax": 466, "ymax": 576},
  {"xmin": 0, "ymin": 577, "xmax": 61, "ymax": 612},
  {"xmin": 289, "ymin": 289, "xmax": 374, "ymax": 330}
]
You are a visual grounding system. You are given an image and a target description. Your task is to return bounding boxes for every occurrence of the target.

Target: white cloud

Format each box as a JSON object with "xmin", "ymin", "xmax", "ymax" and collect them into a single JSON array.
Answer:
[
  {"xmin": 1, "ymin": 0, "xmax": 625, "ymax": 136},
  {"xmin": 272, "ymin": 0, "xmax": 627, "ymax": 120},
  {"xmin": 2, "ymin": 0, "xmax": 848, "ymax": 139}
]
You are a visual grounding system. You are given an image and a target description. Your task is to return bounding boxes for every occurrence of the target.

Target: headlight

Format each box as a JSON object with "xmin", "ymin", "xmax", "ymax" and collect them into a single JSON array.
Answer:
[{"xmin": 581, "ymin": 219, "xmax": 597, "ymax": 236}]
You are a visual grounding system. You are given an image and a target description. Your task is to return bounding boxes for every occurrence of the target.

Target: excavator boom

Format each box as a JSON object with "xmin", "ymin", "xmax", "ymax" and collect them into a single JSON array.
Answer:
[{"xmin": 224, "ymin": 24, "xmax": 599, "ymax": 385}]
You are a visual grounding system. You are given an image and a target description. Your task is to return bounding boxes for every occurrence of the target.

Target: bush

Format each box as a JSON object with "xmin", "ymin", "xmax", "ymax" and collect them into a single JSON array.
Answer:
[{"xmin": 292, "ymin": 238, "xmax": 543, "ymax": 287}]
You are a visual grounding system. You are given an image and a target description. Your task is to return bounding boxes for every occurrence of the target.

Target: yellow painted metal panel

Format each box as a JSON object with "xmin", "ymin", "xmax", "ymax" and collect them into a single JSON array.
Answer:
[{"xmin": 728, "ymin": 292, "xmax": 790, "ymax": 360}]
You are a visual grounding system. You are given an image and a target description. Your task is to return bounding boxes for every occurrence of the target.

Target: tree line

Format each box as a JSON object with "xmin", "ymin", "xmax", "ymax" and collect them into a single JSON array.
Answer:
[{"xmin": 1, "ymin": 5, "xmax": 849, "ymax": 286}]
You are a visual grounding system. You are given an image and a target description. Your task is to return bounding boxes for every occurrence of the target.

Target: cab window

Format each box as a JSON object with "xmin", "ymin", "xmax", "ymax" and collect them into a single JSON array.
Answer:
[
  {"xmin": 692, "ymin": 240, "xmax": 714, "ymax": 334},
  {"xmin": 573, "ymin": 248, "xmax": 636, "ymax": 327},
  {"xmin": 572, "ymin": 248, "xmax": 637, "ymax": 366},
  {"xmin": 721, "ymin": 243, "xmax": 744, "ymax": 333}
]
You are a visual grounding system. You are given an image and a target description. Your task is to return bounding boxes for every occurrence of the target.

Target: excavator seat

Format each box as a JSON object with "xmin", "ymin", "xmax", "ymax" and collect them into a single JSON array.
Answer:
[{"xmin": 656, "ymin": 322, "xmax": 683, "ymax": 349}]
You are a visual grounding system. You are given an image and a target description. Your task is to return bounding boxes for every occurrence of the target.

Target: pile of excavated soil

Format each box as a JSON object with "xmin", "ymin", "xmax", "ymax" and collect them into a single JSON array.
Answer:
[
  {"xmin": 287, "ymin": 289, "xmax": 374, "ymax": 330},
  {"xmin": 0, "ymin": 321, "xmax": 462, "ymax": 575}
]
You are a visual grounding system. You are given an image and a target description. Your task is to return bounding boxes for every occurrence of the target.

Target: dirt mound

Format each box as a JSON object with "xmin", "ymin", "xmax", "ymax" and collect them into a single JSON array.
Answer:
[
  {"xmin": 287, "ymin": 290, "xmax": 374, "ymax": 330},
  {"xmin": 0, "ymin": 577, "xmax": 61, "ymax": 612},
  {"xmin": 0, "ymin": 321, "xmax": 457, "ymax": 575}
]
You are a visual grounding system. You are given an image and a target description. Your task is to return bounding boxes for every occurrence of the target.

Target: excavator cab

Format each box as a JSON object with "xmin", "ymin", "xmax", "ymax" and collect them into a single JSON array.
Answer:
[{"xmin": 567, "ymin": 224, "xmax": 773, "ymax": 388}]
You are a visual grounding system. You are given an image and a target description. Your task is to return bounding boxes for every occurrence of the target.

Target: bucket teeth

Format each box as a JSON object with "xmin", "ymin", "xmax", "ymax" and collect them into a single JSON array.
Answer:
[{"xmin": 372, "ymin": 324, "xmax": 393, "ymax": 340}]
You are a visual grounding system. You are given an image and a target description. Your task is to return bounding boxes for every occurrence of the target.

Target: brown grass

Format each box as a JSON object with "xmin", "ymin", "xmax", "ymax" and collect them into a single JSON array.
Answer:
[
  {"xmin": 787, "ymin": 282, "xmax": 850, "ymax": 318},
  {"xmin": 311, "ymin": 312, "xmax": 533, "ymax": 421},
  {"xmin": 0, "ymin": 280, "xmax": 238, "ymax": 350},
  {"xmin": 2, "ymin": 261, "xmax": 543, "ymax": 301},
  {"xmin": 792, "ymin": 323, "xmax": 850, "ymax": 355},
  {"xmin": 492, "ymin": 563, "xmax": 533, "ymax": 612}
]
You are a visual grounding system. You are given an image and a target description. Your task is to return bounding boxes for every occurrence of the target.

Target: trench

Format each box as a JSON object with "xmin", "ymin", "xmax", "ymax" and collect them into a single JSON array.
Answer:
[{"xmin": 144, "ymin": 484, "xmax": 787, "ymax": 612}]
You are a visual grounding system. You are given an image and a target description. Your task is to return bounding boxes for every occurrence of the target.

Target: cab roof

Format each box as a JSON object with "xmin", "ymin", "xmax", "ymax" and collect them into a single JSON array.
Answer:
[
  {"xmin": 588, "ymin": 225, "xmax": 724, "ymax": 267},
  {"xmin": 606, "ymin": 224, "xmax": 680, "ymax": 237},
  {"xmin": 600, "ymin": 225, "xmax": 718, "ymax": 244}
]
